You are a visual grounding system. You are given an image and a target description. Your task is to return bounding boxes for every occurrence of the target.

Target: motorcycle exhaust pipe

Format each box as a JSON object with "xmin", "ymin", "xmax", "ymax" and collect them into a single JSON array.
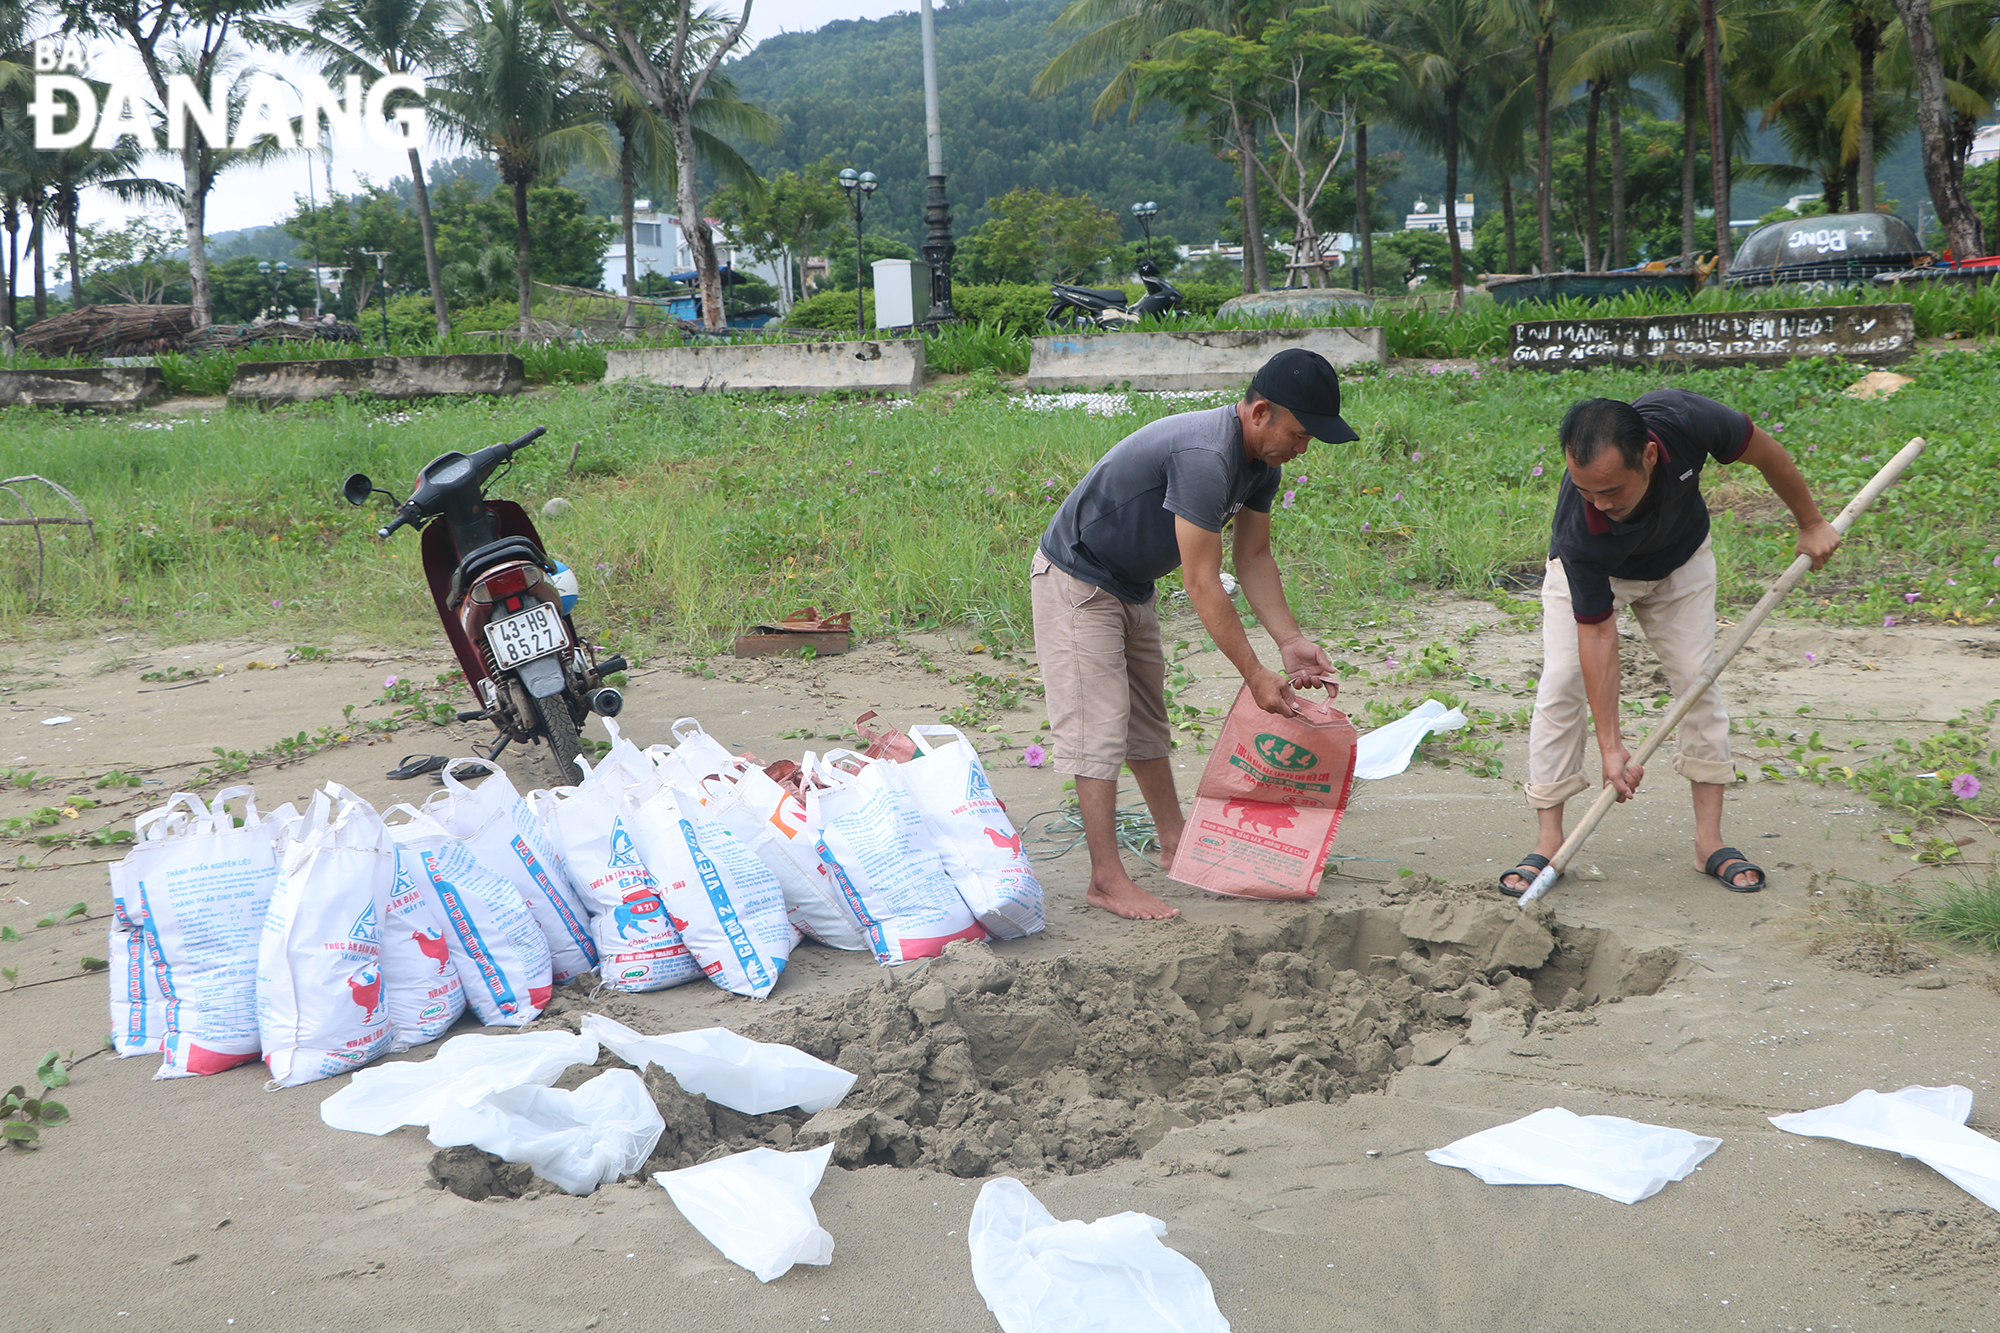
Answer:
[{"xmin": 589, "ymin": 687, "xmax": 624, "ymax": 718}]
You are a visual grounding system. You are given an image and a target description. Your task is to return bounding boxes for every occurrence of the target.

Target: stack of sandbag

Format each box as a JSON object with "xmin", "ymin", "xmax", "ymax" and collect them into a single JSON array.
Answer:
[
  {"xmin": 107, "ymin": 789, "xmax": 284, "ymax": 1078},
  {"xmin": 258, "ymin": 784, "xmax": 396, "ymax": 1088},
  {"xmin": 543, "ymin": 721, "xmax": 704, "ymax": 994}
]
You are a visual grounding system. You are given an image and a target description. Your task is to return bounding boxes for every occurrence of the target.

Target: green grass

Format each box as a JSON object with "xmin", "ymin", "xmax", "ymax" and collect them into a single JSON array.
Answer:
[
  {"xmin": 0, "ymin": 344, "xmax": 1995, "ymax": 653},
  {"xmin": 1912, "ymin": 866, "xmax": 2000, "ymax": 951}
]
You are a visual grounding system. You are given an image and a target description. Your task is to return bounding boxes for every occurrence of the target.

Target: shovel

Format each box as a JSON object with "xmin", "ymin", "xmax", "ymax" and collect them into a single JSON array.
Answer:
[{"xmin": 1519, "ymin": 435, "xmax": 1928, "ymax": 904}]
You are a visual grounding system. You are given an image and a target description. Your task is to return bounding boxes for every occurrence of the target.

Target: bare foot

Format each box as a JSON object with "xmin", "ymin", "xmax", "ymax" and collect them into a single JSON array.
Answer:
[
  {"xmin": 1155, "ymin": 836, "xmax": 1179, "ymax": 871},
  {"xmin": 1087, "ymin": 874, "xmax": 1182, "ymax": 920}
]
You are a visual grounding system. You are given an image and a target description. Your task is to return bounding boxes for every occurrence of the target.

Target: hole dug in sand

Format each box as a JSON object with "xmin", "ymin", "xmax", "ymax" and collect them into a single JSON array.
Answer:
[
  {"xmin": 426, "ymin": 896, "xmax": 1684, "ymax": 1198},
  {"xmin": 746, "ymin": 894, "xmax": 1685, "ymax": 1180}
]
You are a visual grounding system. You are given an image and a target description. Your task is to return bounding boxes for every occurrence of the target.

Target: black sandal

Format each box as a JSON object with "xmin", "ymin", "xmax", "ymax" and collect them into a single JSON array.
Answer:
[
  {"xmin": 386, "ymin": 754, "xmax": 449, "ymax": 780},
  {"xmin": 432, "ymin": 762, "xmax": 493, "ymax": 784},
  {"xmin": 1499, "ymin": 853, "xmax": 1558, "ymax": 898},
  {"xmin": 1702, "ymin": 846, "xmax": 1766, "ymax": 893}
]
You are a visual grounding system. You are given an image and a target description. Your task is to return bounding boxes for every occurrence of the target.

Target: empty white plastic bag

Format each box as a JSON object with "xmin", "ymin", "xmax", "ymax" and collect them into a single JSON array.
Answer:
[
  {"xmin": 1771, "ymin": 1085, "xmax": 2000, "ymax": 1212},
  {"xmin": 655, "ymin": 1144, "xmax": 836, "ymax": 1282},
  {"xmin": 319, "ymin": 1029, "xmax": 597, "ymax": 1135},
  {"xmin": 581, "ymin": 1013, "xmax": 854, "ymax": 1114},
  {"xmin": 427, "ymin": 1067, "xmax": 664, "ymax": 1196},
  {"xmin": 968, "ymin": 1176, "xmax": 1231, "ymax": 1333},
  {"xmin": 1425, "ymin": 1107, "xmax": 1721, "ymax": 1204},
  {"xmin": 1353, "ymin": 699, "xmax": 1469, "ymax": 780}
]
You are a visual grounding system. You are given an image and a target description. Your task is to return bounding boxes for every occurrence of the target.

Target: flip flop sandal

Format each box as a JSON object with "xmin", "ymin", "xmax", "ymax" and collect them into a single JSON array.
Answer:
[
  {"xmin": 387, "ymin": 754, "xmax": 449, "ymax": 781},
  {"xmin": 1498, "ymin": 853, "xmax": 1559, "ymax": 898},
  {"xmin": 1703, "ymin": 846, "xmax": 1767, "ymax": 893},
  {"xmin": 431, "ymin": 762, "xmax": 493, "ymax": 785}
]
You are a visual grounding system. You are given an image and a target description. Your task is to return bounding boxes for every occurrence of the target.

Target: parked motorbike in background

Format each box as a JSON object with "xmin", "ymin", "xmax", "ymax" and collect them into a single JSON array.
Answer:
[
  {"xmin": 342, "ymin": 426, "xmax": 625, "ymax": 785},
  {"xmin": 1045, "ymin": 259, "xmax": 1184, "ymax": 330}
]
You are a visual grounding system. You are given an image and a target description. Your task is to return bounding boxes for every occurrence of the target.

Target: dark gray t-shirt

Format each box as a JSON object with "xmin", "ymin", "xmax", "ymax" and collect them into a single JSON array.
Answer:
[{"xmin": 1038, "ymin": 404, "xmax": 1281, "ymax": 604}]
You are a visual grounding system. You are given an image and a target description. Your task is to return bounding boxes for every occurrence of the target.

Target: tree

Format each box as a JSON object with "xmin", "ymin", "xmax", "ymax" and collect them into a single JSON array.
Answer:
[
  {"xmin": 431, "ymin": 0, "xmax": 608, "ymax": 333},
  {"xmin": 959, "ymin": 186, "xmax": 1123, "ymax": 283},
  {"xmin": 546, "ymin": 0, "xmax": 756, "ymax": 330},
  {"xmin": 258, "ymin": 0, "xmax": 458, "ymax": 336},
  {"xmin": 76, "ymin": 216, "xmax": 189, "ymax": 304},
  {"xmin": 714, "ymin": 154, "xmax": 846, "ymax": 306},
  {"xmin": 1135, "ymin": 10, "xmax": 1397, "ymax": 287},
  {"xmin": 283, "ymin": 180, "xmax": 429, "ymax": 317},
  {"xmin": 1887, "ymin": 0, "xmax": 1979, "ymax": 258},
  {"xmin": 53, "ymin": 0, "xmax": 287, "ymax": 326}
]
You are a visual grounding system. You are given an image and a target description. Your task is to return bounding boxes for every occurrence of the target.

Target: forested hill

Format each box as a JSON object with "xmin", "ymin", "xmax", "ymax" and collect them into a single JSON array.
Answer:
[{"xmin": 717, "ymin": 0, "xmax": 1250, "ymax": 249}]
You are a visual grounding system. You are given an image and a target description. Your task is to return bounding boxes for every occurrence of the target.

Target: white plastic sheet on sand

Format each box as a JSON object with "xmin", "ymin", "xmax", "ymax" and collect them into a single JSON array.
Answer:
[
  {"xmin": 427, "ymin": 1067, "xmax": 663, "ymax": 1196},
  {"xmin": 1425, "ymin": 1107, "xmax": 1722, "ymax": 1204},
  {"xmin": 1353, "ymin": 699, "xmax": 1469, "ymax": 780},
  {"xmin": 655, "ymin": 1144, "xmax": 837, "ymax": 1282},
  {"xmin": 580, "ymin": 1013, "xmax": 855, "ymax": 1115},
  {"xmin": 968, "ymin": 1176, "xmax": 1232, "ymax": 1333},
  {"xmin": 1770, "ymin": 1084, "xmax": 2000, "ymax": 1212},
  {"xmin": 318, "ymin": 1030, "xmax": 596, "ymax": 1135}
]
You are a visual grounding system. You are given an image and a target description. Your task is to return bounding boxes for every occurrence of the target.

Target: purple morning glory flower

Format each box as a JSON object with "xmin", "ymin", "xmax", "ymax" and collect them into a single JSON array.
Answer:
[
  {"xmin": 1281, "ymin": 490, "xmax": 1296, "ymax": 509},
  {"xmin": 1410, "ymin": 452, "xmax": 1421, "ymax": 463},
  {"xmin": 1531, "ymin": 465, "xmax": 1544, "ymax": 477},
  {"xmin": 1903, "ymin": 592, "xmax": 1920, "ymax": 604},
  {"xmin": 1805, "ymin": 652, "xmax": 1817, "ymax": 664},
  {"xmin": 1023, "ymin": 744, "xmax": 1046, "ymax": 768},
  {"xmin": 1883, "ymin": 615, "xmax": 1898, "ymax": 627},
  {"xmin": 1361, "ymin": 522, "xmax": 1370, "ymax": 533},
  {"xmin": 1951, "ymin": 773, "xmax": 1981, "ymax": 800}
]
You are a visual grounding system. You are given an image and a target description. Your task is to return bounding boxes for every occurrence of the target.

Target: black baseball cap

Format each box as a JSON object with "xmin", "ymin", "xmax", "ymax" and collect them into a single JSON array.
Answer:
[{"xmin": 1249, "ymin": 348, "xmax": 1360, "ymax": 444}]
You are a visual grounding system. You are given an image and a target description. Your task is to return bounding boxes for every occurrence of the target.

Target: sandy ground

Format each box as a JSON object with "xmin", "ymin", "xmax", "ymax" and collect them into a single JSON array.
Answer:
[{"xmin": 0, "ymin": 596, "xmax": 1996, "ymax": 1333}]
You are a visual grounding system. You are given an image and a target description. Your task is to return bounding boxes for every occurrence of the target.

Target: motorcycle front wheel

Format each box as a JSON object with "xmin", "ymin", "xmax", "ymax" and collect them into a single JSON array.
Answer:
[{"xmin": 531, "ymin": 690, "xmax": 583, "ymax": 787}]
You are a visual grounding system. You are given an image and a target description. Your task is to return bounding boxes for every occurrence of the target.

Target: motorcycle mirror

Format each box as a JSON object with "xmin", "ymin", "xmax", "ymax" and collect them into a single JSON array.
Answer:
[{"xmin": 342, "ymin": 473, "xmax": 380, "ymax": 507}]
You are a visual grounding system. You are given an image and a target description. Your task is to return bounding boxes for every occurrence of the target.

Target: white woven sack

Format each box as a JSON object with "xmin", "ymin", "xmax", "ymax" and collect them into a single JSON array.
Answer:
[
  {"xmin": 543, "ymin": 781, "xmax": 702, "ymax": 993},
  {"xmin": 387, "ymin": 809, "xmax": 552, "ymax": 1027},
  {"xmin": 689, "ymin": 758, "xmax": 865, "ymax": 951},
  {"xmin": 258, "ymin": 784, "xmax": 396, "ymax": 1088},
  {"xmin": 379, "ymin": 804, "xmax": 468, "ymax": 1051},
  {"xmin": 423, "ymin": 759, "xmax": 597, "ymax": 985},
  {"xmin": 902, "ymin": 726, "xmax": 1045, "ymax": 940},
  {"xmin": 627, "ymin": 785, "xmax": 795, "ymax": 998},
  {"xmin": 805, "ymin": 754, "xmax": 986, "ymax": 966},
  {"xmin": 114, "ymin": 787, "xmax": 280, "ymax": 1079}
]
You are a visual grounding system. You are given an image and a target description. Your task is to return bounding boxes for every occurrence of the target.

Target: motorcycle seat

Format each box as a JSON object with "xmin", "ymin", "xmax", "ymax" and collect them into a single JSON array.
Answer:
[
  {"xmin": 450, "ymin": 535, "xmax": 555, "ymax": 606},
  {"xmin": 1053, "ymin": 284, "xmax": 1130, "ymax": 305}
]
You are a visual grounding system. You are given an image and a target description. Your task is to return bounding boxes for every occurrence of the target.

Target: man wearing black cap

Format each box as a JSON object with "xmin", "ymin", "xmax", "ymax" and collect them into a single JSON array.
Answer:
[{"xmin": 1031, "ymin": 348, "xmax": 1358, "ymax": 919}]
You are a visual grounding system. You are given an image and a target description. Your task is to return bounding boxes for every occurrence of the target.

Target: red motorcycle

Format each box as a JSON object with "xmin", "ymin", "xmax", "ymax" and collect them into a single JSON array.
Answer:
[{"xmin": 342, "ymin": 427, "xmax": 624, "ymax": 784}]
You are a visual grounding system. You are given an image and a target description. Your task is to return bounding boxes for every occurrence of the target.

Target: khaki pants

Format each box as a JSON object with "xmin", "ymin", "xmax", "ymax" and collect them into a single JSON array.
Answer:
[
  {"xmin": 1029, "ymin": 552, "xmax": 1172, "ymax": 781},
  {"xmin": 1526, "ymin": 537, "xmax": 1732, "ymax": 809}
]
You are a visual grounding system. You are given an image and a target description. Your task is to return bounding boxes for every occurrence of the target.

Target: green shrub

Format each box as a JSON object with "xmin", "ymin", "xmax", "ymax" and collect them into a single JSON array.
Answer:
[
  {"xmin": 785, "ymin": 289, "xmax": 870, "ymax": 333},
  {"xmin": 949, "ymin": 284, "xmax": 1052, "ymax": 333}
]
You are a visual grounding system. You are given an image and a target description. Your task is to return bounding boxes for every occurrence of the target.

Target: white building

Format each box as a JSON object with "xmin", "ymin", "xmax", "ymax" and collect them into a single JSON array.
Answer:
[
  {"xmin": 1967, "ymin": 124, "xmax": 2000, "ymax": 168},
  {"xmin": 601, "ymin": 200, "xmax": 789, "ymax": 305},
  {"xmin": 1403, "ymin": 196, "xmax": 1475, "ymax": 242}
]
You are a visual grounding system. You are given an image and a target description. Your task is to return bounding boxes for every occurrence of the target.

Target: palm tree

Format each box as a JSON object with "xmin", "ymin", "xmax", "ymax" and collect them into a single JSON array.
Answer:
[
  {"xmin": 544, "ymin": 0, "xmax": 756, "ymax": 330},
  {"xmin": 1480, "ymin": 0, "xmax": 1602, "ymax": 275},
  {"xmin": 1032, "ymin": 0, "xmax": 1277, "ymax": 292},
  {"xmin": 1384, "ymin": 0, "xmax": 1522, "ymax": 299},
  {"xmin": 42, "ymin": 131, "xmax": 180, "ymax": 305},
  {"xmin": 256, "ymin": 0, "xmax": 458, "ymax": 336},
  {"xmin": 432, "ymin": 0, "xmax": 609, "ymax": 335}
]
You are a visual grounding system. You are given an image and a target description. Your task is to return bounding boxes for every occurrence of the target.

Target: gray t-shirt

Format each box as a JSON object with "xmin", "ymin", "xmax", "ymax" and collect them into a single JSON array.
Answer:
[{"xmin": 1038, "ymin": 404, "xmax": 1281, "ymax": 604}]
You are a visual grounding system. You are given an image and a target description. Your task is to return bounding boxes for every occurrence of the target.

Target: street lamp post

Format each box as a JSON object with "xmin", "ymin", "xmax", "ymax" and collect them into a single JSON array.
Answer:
[
  {"xmin": 257, "ymin": 260, "xmax": 290, "ymax": 320},
  {"xmin": 1131, "ymin": 201, "xmax": 1159, "ymax": 266},
  {"xmin": 361, "ymin": 249, "xmax": 391, "ymax": 346},
  {"xmin": 837, "ymin": 168, "xmax": 878, "ymax": 338},
  {"xmin": 918, "ymin": 0, "xmax": 956, "ymax": 323}
]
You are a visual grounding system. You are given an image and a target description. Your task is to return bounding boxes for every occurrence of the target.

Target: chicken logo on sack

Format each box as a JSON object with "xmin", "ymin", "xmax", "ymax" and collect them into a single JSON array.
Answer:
[
  {"xmin": 613, "ymin": 889, "xmax": 664, "ymax": 940},
  {"xmin": 1252, "ymin": 734, "xmax": 1318, "ymax": 773},
  {"xmin": 1222, "ymin": 800, "xmax": 1297, "ymax": 836},
  {"xmin": 983, "ymin": 827, "xmax": 1024, "ymax": 859},
  {"xmin": 413, "ymin": 928, "xmax": 451, "ymax": 973},
  {"xmin": 668, "ymin": 907, "xmax": 692, "ymax": 935},
  {"xmin": 347, "ymin": 966, "xmax": 384, "ymax": 1020}
]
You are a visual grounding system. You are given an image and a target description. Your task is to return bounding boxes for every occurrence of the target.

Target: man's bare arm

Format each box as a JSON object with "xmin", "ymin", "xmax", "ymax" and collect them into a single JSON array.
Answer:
[{"xmin": 1735, "ymin": 425, "xmax": 1840, "ymax": 569}]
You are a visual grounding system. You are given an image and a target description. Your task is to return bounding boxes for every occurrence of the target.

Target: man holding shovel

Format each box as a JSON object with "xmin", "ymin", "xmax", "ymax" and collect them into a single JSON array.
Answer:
[
  {"xmin": 1031, "ymin": 348, "xmax": 1355, "ymax": 920},
  {"xmin": 1500, "ymin": 389, "xmax": 1841, "ymax": 897}
]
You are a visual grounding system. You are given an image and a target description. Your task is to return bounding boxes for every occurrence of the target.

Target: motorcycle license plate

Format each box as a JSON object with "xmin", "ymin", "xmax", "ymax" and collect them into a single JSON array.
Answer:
[{"xmin": 484, "ymin": 603, "xmax": 565, "ymax": 669}]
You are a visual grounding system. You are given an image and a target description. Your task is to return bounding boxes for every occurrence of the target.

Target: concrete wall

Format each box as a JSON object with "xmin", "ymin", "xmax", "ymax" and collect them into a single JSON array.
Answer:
[
  {"xmin": 1026, "ymin": 327, "xmax": 1387, "ymax": 392},
  {"xmin": 227, "ymin": 354, "xmax": 526, "ymax": 406},
  {"xmin": 1508, "ymin": 304, "xmax": 1917, "ymax": 370},
  {"xmin": 0, "ymin": 366, "xmax": 163, "ymax": 411},
  {"xmin": 601, "ymin": 340, "xmax": 925, "ymax": 396}
]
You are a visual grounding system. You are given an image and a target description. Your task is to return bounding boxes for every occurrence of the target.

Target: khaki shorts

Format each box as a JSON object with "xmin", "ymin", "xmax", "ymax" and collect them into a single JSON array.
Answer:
[
  {"xmin": 1525, "ymin": 537, "xmax": 1733, "ymax": 808},
  {"xmin": 1029, "ymin": 551, "xmax": 1172, "ymax": 781}
]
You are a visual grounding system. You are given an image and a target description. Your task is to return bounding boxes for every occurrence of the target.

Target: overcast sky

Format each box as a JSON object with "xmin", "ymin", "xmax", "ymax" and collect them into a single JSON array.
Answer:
[{"xmin": 33, "ymin": 3, "xmax": 917, "ymax": 285}]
